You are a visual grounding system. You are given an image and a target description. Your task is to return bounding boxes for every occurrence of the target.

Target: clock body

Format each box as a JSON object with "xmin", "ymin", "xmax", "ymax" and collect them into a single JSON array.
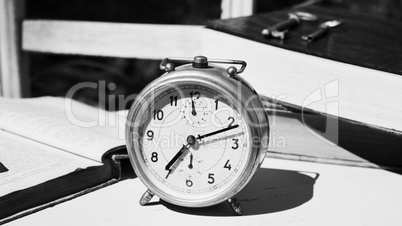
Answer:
[{"xmin": 126, "ymin": 58, "xmax": 269, "ymax": 208}]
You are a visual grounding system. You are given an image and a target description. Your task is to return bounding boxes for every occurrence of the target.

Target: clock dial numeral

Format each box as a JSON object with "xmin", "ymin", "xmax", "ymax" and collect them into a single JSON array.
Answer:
[
  {"xmin": 215, "ymin": 99, "xmax": 219, "ymax": 110},
  {"xmin": 147, "ymin": 130, "xmax": 154, "ymax": 140},
  {"xmin": 186, "ymin": 179, "xmax": 193, "ymax": 187},
  {"xmin": 151, "ymin": 152, "xmax": 158, "ymax": 162},
  {"xmin": 170, "ymin": 95, "xmax": 178, "ymax": 106},
  {"xmin": 228, "ymin": 117, "xmax": 235, "ymax": 127},
  {"xmin": 208, "ymin": 173, "xmax": 215, "ymax": 184},
  {"xmin": 153, "ymin": 110, "xmax": 164, "ymax": 120},
  {"xmin": 224, "ymin": 160, "xmax": 232, "ymax": 170},
  {"xmin": 232, "ymin": 139, "xmax": 239, "ymax": 149},
  {"xmin": 189, "ymin": 91, "xmax": 200, "ymax": 100}
]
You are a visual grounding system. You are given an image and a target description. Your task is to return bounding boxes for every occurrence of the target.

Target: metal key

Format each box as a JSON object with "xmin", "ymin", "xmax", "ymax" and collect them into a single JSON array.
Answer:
[
  {"xmin": 262, "ymin": 11, "xmax": 317, "ymax": 40},
  {"xmin": 302, "ymin": 20, "xmax": 342, "ymax": 42}
]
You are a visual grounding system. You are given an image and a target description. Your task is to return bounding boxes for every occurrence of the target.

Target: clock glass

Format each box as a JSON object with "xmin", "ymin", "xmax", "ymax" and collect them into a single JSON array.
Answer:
[{"xmin": 129, "ymin": 83, "xmax": 252, "ymax": 206}]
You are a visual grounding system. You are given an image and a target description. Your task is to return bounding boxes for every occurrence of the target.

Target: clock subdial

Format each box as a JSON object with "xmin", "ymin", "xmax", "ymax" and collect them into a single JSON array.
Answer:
[
  {"xmin": 182, "ymin": 96, "xmax": 210, "ymax": 127},
  {"xmin": 178, "ymin": 153, "xmax": 204, "ymax": 180}
]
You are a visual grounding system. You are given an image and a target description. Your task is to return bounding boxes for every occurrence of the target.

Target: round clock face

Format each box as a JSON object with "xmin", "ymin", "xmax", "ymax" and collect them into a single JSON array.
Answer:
[{"xmin": 130, "ymin": 83, "xmax": 253, "ymax": 205}]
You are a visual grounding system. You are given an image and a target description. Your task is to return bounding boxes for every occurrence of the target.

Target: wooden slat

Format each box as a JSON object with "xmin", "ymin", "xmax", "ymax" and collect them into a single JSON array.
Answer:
[
  {"xmin": 23, "ymin": 20, "xmax": 204, "ymax": 59},
  {"xmin": 221, "ymin": 0, "xmax": 255, "ymax": 19},
  {"xmin": 0, "ymin": 0, "xmax": 28, "ymax": 97}
]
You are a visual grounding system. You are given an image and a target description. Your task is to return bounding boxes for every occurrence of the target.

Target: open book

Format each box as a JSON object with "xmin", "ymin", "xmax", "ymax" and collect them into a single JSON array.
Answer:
[{"xmin": 0, "ymin": 97, "xmax": 127, "ymax": 221}]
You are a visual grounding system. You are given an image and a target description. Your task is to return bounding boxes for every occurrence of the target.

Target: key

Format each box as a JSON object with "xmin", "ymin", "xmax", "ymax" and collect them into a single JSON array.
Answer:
[
  {"xmin": 302, "ymin": 20, "xmax": 342, "ymax": 42},
  {"xmin": 262, "ymin": 11, "xmax": 317, "ymax": 40}
]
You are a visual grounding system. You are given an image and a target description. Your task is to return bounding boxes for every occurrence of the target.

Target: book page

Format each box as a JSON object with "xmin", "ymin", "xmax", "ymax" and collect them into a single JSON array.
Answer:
[
  {"xmin": 0, "ymin": 130, "xmax": 100, "ymax": 196},
  {"xmin": 0, "ymin": 97, "xmax": 127, "ymax": 162}
]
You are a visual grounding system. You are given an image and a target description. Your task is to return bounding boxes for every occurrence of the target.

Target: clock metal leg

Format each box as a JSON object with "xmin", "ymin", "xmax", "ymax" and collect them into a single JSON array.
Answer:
[
  {"xmin": 227, "ymin": 196, "xmax": 243, "ymax": 216},
  {"xmin": 139, "ymin": 189, "xmax": 155, "ymax": 206}
]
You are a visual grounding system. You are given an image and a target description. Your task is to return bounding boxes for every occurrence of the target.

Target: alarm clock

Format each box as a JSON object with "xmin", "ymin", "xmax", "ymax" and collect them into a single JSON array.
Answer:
[{"xmin": 125, "ymin": 56, "xmax": 269, "ymax": 215}]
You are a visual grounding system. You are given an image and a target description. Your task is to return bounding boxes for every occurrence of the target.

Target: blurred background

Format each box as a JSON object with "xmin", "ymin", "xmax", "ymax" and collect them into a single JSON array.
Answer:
[{"xmin": 23, "ymin": 0, "xmax": 402, "ymax": 110}]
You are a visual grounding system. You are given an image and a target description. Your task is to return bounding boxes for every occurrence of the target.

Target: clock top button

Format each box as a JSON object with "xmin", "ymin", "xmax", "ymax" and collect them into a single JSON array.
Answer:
[{"xmin": 192, "ymin": 56, "xmax": 208, "ymax": 69}]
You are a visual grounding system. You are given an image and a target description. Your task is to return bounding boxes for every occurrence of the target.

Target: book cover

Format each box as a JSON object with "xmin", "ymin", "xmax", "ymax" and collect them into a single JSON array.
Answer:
[{"xmin": 206, "ymin": 5, "xmax": 402, "ymax": 75}]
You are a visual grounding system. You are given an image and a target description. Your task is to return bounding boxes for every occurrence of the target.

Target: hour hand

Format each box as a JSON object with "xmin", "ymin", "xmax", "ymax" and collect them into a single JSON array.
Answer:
[
  {"xmin": 165, "ymin": 135, "xmax": 196, "ymax": 173},
  {"xmin": 165, "ymin": 145, "xmax": 188, "ymax": 171}
]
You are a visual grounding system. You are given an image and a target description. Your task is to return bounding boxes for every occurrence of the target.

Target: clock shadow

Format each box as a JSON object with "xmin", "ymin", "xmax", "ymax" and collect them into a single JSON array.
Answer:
[{"xmin": 157, "ymin": 168, "xmax": 318, "ymax": 216}]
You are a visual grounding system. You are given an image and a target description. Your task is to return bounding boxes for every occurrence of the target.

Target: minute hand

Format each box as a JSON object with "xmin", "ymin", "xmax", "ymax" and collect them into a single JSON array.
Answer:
[{"xmin": 197, "ymin": 124, "xmax": 239, "ymax": 140}]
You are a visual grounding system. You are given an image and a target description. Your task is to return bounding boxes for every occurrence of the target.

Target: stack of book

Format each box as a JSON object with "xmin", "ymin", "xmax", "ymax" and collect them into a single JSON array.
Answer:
[
  {"xmin": 203, "ymin": 5, "xmax": 402, "ymax": 132},
  {"xmin": 202, "ymin": 5, "xmax": 402, "ymax": 170}
]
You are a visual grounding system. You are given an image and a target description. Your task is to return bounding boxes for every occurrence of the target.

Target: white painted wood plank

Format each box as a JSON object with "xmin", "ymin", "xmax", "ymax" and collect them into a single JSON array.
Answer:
[
  {"xmin": 0, "ymin": 0, "xmax": 27, "ymax": 97},
  {"xmin": 23, "ymin": 20, "xmax": 204, "ymax": 59},
  {"xmin": 7, "ymin": 158, "xmax": 402, "ymax": 225},
  {"xmin": 221, "ymin": 0, "xmax": 255, "ymax": 19}
]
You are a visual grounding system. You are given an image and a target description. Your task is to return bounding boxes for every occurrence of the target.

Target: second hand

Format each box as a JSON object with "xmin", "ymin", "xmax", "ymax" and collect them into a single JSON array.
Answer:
[
  {"xmin": 188, "ymin": 154, "xmax": 193, "ymax": 169},
  {"xmin": 191, "ymin": 99, "xmax": 197, "ymax": 116}
]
